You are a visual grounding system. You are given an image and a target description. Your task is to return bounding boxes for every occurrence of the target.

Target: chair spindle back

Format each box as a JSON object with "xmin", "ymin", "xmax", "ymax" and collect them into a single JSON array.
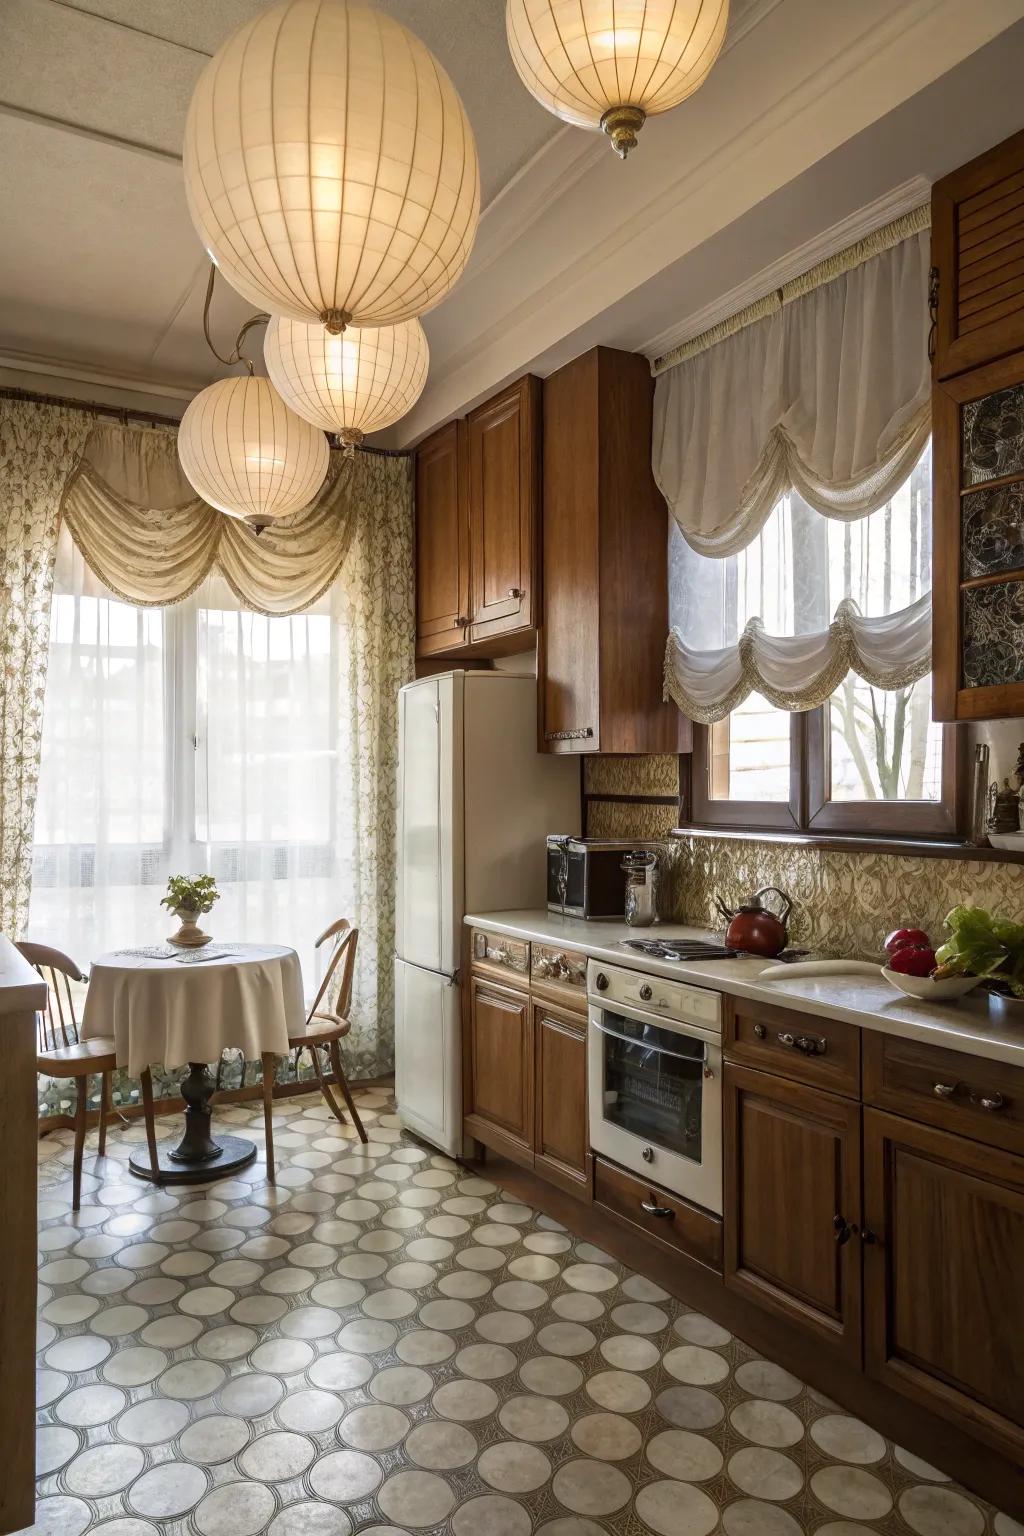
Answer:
[
  {"xmin": 17, "ymin": 942, "xmax": 86, "ymax": 1053},
  {"xmin": 305, "ymin": 919, "xmax": 359, "ymax": 1027}
]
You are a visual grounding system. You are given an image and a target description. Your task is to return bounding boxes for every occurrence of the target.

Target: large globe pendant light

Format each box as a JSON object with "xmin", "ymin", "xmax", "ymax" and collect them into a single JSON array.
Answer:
[
  {"xmin": 264, "ymin": 316, "xmax": 429, "ymax": 451},
  {"xmin": 178, "ymin": 376, "xmax": 330, "ymax": 530},
  {"xmin": 183, "ymin": 0, "xmax": 480, "ymax": 334},
  {"xmin": 506, "ymin": 0, "xmax": 730, "ymax": 159}
]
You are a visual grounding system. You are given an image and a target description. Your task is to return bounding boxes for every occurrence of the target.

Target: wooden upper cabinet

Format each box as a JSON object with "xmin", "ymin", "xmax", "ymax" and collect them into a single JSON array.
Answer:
[
  {"xmin": 724, "ymin": 1063, "xmax": 862, "ymax": 1364},
  {"xmin": 467, "ymin": 376, "xmax": 539, "ymax": 644},
  {"xmin": 931, "ymin": 130, "xmax": 1024, "ymax": 721},
  {"xmin": 415, "ymin": 420, "xmax": 469, "ymax": 656},
  {"xmin": 540, "ymin": 347, "xmax": 689, "ymax": 754},
  {"xmin": 863, "ymin": 1107, "xmax": 1024, "ymax": 1462},
  {"xmin": 933, "ymin": 128, "xmax": 1024, "ymax": 381}
]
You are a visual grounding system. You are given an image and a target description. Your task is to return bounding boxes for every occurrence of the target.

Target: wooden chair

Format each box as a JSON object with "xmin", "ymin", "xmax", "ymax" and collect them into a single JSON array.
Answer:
[
  {"xmin": 261, "ymin": 919, "xmax": 367, "ymax": 1179},
  {"xmin": 23, "ymin": 941, "xmax": 161, "ymax": 1208}
]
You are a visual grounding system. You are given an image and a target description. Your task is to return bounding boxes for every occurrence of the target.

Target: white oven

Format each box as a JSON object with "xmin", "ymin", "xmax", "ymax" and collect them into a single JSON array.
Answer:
[{"xmin": 587, "ymin": 959, "xmax": 723, "ymax": 1215}]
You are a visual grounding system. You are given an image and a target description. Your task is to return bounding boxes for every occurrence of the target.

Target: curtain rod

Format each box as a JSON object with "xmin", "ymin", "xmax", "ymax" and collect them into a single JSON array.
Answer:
[{"xmin": 0, "ymin": 384, "xmax": 411, "ymax": 457}]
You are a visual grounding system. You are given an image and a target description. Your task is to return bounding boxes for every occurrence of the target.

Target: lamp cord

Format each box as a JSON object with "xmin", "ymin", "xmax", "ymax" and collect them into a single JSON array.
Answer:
[{"xmin": 202, "ymin": 264, "xmax": 269, "ymax": 375}]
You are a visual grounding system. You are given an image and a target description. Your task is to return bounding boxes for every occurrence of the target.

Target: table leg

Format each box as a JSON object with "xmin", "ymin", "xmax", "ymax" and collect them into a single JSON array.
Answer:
[{"xmin": 129, "ymin": 1060, "xmax": 257, "ymax": 1186}]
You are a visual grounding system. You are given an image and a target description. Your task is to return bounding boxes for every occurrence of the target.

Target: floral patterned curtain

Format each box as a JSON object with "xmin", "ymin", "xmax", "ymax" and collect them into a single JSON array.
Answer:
[
  {"xmin": 2, "ymin": 396, "xmax": 413, "ymax": 1090},
  {"xmin": 0, "ymin": 400, "xmax": 92, "ymax": 936}
]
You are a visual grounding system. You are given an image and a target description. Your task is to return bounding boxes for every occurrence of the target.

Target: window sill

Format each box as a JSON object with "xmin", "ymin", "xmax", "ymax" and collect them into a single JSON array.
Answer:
[{"xmin": 670, "ymin": 825, "xmax": 1024, "ymax": 865}]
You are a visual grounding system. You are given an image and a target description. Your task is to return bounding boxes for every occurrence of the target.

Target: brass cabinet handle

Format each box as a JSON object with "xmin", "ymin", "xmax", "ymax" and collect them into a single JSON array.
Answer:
[
  {"xmin": 544, "ymin": 727, "xmax": 594, "ymax": 742},
  {"xmin": 641, "ymin": 1196, "xmax": 675, "ymax": 1219},
  {"xmin": 507, "ymin": 586, "xmax": 524, "ymax": 599},
  {"xmin": 974, "ymin": 1091, "xmax": 1005, "ymax": 1112},
  {"xmin": 833, "ymin": 1214, "xmax": 855, "ymax": 1245},
  {"xmin": 455, "ymin": 615, "xmax": 470, "ymax": 628},
  {"xmin": 777, "ymin": 1030, "xmax": 827, "ymax": 1056},
  {"xmin": 933, "ymin": 1081, "xmax": 959, "ymax": 1098}
]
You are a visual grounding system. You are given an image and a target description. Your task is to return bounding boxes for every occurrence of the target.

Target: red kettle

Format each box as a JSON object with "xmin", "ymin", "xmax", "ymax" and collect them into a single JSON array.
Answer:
[{"xmin": 714, "ymin": 886, "xmax": 792, "ymax": 957}]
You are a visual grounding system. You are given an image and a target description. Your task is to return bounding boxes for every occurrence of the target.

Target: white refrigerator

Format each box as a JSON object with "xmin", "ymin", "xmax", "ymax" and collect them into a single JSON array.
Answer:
[{"xmin": 395, "ymin": 671, "xmax": 580, "ymax": 1155}]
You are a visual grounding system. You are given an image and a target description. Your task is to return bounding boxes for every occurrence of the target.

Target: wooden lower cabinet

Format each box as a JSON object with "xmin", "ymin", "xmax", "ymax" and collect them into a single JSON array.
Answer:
[
  {"xmin": 724, "ymin": 1062, "xmax": 862, "ymax": 1363},
  {"xmin": 465, "ymin": 976, "xmax": 534, "ymax": 1165},
  {"xmin": 534, "ymin": 999, "xmax": 590, "ymax": 1199},
  {"xmin": 863, "ymin": 1107, "xmax": 1024, "ymax": 1461}
]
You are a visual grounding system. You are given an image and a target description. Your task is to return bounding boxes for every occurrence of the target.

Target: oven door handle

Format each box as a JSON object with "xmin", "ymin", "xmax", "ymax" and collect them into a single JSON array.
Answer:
[{"xmin": 592, "ymin": 1018, "xmax": 707, "ymax": 1065}]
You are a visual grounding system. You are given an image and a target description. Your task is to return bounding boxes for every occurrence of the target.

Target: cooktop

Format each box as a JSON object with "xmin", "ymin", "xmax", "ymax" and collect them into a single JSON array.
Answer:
[{"xmin": 618, "ymin": 939, "xmax": 810, "ymax": 964}]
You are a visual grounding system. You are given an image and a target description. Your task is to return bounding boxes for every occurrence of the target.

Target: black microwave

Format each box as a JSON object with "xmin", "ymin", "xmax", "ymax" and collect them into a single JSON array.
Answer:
[{"xmin": 547, "ymin": 836, "xmax": 665, "ymax": 919}]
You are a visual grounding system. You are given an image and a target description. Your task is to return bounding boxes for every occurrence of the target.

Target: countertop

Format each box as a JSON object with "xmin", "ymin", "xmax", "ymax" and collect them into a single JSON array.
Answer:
[{"xmin": 464, "ymin": 908, "xmax": 1024, "ymax": 1069}]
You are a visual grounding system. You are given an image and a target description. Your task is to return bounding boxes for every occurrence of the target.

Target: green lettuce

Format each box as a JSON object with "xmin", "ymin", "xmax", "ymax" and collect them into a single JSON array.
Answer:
[{"xmin": 934, "ymin": 905, "xmax": 1024, "ymax": 996}]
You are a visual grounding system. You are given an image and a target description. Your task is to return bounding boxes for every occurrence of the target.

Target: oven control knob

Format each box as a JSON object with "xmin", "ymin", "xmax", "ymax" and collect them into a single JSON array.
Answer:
[
  {"xmin": 595, "ymin": 972, "xmax": 609, "ymax": 991},
  {"xmin": 639, "ymin": 983, "xmax": 653, "ymax": 1001},
  {"xmin": 642, "ymin": 1146, "xmax": 655, "ymax": 1163}
]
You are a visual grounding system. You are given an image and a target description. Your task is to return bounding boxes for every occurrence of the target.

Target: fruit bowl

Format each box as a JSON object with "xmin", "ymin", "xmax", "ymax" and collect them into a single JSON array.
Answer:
[{"xmin": 882, "ymin": 968, "xmax": 983, "ymax": 1002}]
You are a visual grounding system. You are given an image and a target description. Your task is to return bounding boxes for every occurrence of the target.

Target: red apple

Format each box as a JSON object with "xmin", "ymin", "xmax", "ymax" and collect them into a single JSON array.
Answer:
[
  {"xmin": 884, "ymin": 927, "xmax": 930, "ymax": 957},
  {"xmin": 888, "ymin": 945, "xmax": 936, "ymax": 977}
]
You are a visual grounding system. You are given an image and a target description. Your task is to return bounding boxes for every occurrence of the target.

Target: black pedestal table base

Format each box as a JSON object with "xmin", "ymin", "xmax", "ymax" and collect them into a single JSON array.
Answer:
[{"xmin": 129, "ymin": 1060, "xmax": 257, "ymax": 1185}]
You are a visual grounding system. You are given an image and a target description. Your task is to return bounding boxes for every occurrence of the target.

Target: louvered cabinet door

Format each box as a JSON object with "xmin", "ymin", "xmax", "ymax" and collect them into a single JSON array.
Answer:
[{"xmin": 933, "ymin": 127, "xmax": 1024, "ymax": 380}]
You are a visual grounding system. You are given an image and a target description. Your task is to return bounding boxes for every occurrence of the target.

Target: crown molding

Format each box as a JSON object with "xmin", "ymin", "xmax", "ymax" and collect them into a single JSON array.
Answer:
[
  {"xmin": 0, "ymin": 347, "xmax": 198, "ymax": 401},
  {"xmin": 643, "ymin": 174, "xmax": 932, "ymax": 364}
]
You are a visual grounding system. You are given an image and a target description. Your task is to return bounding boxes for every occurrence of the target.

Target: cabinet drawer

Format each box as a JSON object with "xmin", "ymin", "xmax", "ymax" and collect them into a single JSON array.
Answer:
[
  {"xmin": 530, "ymin": 944, "xmax": 587, "ymax": 1010},
  {"xmin": 864, "ymin": 1031, "xmax": 1024, "ymax": 1155},
  {"xmin": 470, "ymin": 929, "xmax": 530, "ymax": 981},
  {"xmin": 594, "ymin": 1157, "xmax": 722, "ymax": 1271},
  {"xmin": 727, "ymin": 997, "xmax": 860, "ymax": 1098}
]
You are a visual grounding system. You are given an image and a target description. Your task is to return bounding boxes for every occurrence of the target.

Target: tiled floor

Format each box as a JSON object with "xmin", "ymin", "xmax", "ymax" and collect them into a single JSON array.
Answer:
[{"xmin": 31, "ymin": 1088, "xmax": 1021, "ymax": 1536}]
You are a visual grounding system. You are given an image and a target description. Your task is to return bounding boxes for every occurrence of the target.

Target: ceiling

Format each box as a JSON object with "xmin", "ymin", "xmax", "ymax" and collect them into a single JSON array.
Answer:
[{"xmin": 2, "ymin": 0, "xmax": 1024, "ymax": 432}]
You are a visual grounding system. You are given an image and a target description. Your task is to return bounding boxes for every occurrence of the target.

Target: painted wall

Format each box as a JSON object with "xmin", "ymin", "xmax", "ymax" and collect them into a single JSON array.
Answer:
[{"xmin": 584, "ymin": 754, "xmax": 1024, "ymax": 960}]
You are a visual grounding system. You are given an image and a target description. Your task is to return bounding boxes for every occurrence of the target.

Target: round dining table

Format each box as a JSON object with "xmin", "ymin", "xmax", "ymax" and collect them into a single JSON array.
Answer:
[{"xmin": 82, "ymin": 942, "xmax": 305, "ymax": 1185}]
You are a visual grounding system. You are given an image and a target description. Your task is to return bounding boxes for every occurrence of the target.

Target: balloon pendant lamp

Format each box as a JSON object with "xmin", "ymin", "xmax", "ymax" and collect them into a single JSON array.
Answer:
[
  {"xmin": 506, "ymin": 0, "xmax": 730, "ymax": 158},
  {"xmin": 183, "ymin": 0, "xmax": 480, "ymax": 334}
]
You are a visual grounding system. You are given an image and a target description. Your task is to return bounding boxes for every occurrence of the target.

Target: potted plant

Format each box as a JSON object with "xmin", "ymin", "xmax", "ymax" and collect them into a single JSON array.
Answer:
[{"xmin": 161, "ymin": 874, "xmax": 220, "ymax": 949}]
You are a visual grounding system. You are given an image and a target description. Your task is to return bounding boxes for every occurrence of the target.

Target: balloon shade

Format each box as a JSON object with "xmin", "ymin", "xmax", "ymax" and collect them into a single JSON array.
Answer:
[
  {"xmin": 264, "ymin": 316, "xmax": 429, "ymax": 447},
  {"xmin": 506, "ymin": 0, "xmax": 729, "ymax": 157},
  {"xmin": 178, "ymin": 376, "xmax": 330, "ymax": 526},
  {"xmin": 184, "ymin": 0, "xmax": 480, "ymax": 333}
]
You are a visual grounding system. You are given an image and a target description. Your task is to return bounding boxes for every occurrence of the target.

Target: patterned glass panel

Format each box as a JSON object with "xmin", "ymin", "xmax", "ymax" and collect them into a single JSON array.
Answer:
[
  {"xmin": 961, "ymin": 480, "xmax": 1024, "ymax": 578},
  {"xmin": 962, "ymin": 383, "xmax": 1024, "ymax": 486},
  {"xmin": 962, "ymin": 580, "xmax": 1024, "ymax": 688}
]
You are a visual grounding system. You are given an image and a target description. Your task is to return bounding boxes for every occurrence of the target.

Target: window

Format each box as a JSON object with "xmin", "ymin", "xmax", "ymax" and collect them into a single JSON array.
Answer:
[
  {"xmin": 676, "ymin": 444, "xmax": 959, "ymax": 838},
  {"xmin": 28, "ymin": 529, "xmax": 344, "ymax": 983}
]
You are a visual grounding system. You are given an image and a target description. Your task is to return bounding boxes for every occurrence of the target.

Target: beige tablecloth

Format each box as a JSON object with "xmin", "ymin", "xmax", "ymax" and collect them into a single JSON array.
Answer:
[{"xmin": 82, "ymin": 943, "xmax": 304, "ymax": 1077}]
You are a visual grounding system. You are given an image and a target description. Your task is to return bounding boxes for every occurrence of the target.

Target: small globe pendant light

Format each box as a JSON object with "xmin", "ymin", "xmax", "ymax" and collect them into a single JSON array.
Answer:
[
  {"xmin": 506, "ymin": 0, "xmax": 730, "ymax": 159},
  {"xmin": 178, "ymin": 376, "xmax": 330, "ymax": 530},
  {"xmin": 264, "ymin": 316, "xmax": 429, "ymax": 453},
  {"xmin": 183, "ymin": 0, "xmax": 480, "ymax": 334}
]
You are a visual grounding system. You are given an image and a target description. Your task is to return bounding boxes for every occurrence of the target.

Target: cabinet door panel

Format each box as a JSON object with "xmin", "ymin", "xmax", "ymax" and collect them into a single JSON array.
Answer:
[
  {"xmin": 724, "ymin": 1064, "xmax": 861, "ymax": 1362},
  {"xmin": 534, "ymin": 1001, "xmax": 589, "ymax": 1198},
  {"xmin": 468, "ymin": 377, "xmax": 538, "ymax": 642},
  {"xmin": 466, "ymin": 977, "xmax": 533, "ymax": 1156},
  {"xmin": 416, "ymin": 421, "xmax": 468, "ymax": 655},
  {"xmin": 864, "ymin": 1107, "xmax": 1024, "ymax": 1460},
  {"xmin": 934, "ymin": 127, "xmax": 1024, "ymax": 380},
  {"xmin": 539, "ymin": 351, "xmax": 600, "ymax": 751}
]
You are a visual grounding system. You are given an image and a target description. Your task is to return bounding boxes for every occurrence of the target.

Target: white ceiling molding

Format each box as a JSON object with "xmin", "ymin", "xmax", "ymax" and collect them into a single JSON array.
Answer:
[
  {"xmin": 392, "ymin": 0, "xmax": 1024, "ymax": 447},
  {"xmin": 644, "ymin": 174, "xmax": 933, "ymax": 367},
  {"xmin": 0, "ymin": 100, "xmax": 183, "ymax": 165},
  {"xmin": 0, "ymin": 347, "xmax": 197, "ymax": 401}
]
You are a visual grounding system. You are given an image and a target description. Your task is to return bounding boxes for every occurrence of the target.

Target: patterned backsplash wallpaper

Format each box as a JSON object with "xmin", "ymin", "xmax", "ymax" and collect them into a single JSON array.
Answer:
[{"xmin": 583, "ymin": 756, "xmax": 1024, "ymax": 959}]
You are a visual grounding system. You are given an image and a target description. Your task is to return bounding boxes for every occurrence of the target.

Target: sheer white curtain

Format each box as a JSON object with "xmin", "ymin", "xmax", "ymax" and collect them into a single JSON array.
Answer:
[{"xmin": 28, "ymin": 525, "xmax": 345, "ymax": 992}]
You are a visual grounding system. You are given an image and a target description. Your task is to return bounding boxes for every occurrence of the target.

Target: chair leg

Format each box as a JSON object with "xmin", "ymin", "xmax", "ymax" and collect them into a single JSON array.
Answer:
[
  {"xmin": 261, "ymin": 1054, "xmax": 276, "ymax": 1183},
  {"xmin": 140, "ymin": 1068, "xmax": 162, "ymax": 1185},
  {"xmin": 72, "ymin": 1076, "xmax": 88, "ymax": 1211},
  {"xmin": 98, "ymin": 1071, "xmax": 110, "ymax": 1158},
  {"xmin": 311, "ymin": 1044, "xmax": 348, "ymax": 1128},
  {"xmin": 329, "ymin": 1039, "xmax": 368, "ymax": 1144}
]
